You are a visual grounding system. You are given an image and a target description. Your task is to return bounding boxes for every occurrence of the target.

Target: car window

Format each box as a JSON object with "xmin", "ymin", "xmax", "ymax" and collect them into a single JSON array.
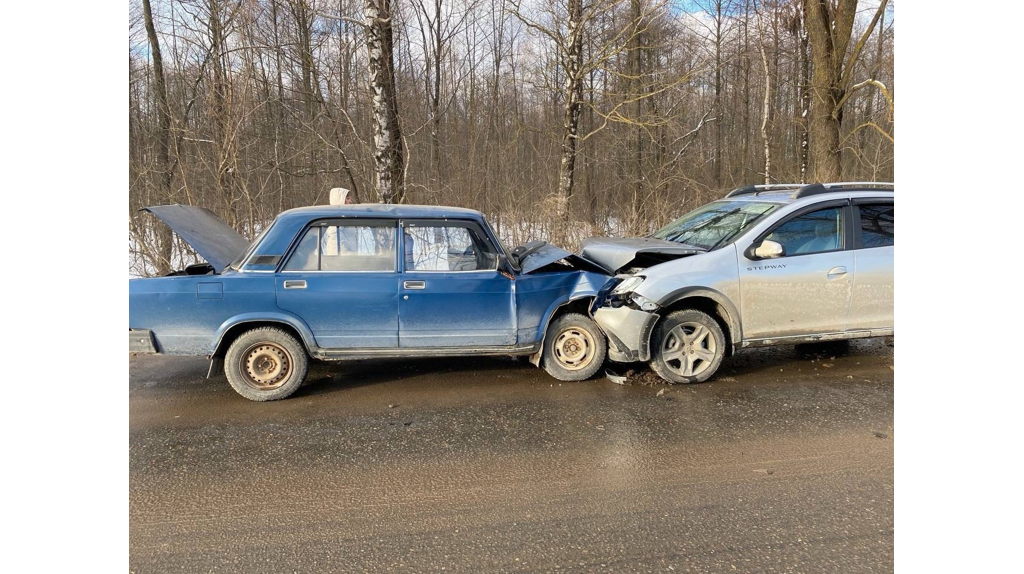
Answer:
[
  {"xmin": 283, "ymin": 224, "xmax": 396, "ymax": 272},
  {"xmin": 404, "ymin": 224, "xmax": 496, "ymax": 271},
  {"xmin": 859, "ymin": 204, "xmax": 894, "ymax": 248},
  {"xmin": 765, "ymin": 207, "xmax": 843, "ymax": 256}
]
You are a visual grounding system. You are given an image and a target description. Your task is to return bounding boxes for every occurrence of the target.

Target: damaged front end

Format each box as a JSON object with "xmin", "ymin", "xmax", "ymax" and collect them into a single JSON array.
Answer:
[
  {"xmin": 593, "ymin": 275, "xmax": 661, "ymax": 363},
  {"xmin": 513, "ymin": 240, "xmax": 609, "ymax": 275},
  {"xmin": 578, "ymin": 237, "xmax": 704, "ymax": 362},
  {"xmin": 579, "ymin": 237, "xmax": 703, "ymax": 275}
]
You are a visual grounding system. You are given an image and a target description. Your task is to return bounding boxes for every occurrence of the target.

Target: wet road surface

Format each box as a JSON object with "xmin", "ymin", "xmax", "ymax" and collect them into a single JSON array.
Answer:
[{"xmin": 130, "ymin": 340, "xmax": 894, "ymax": 573}]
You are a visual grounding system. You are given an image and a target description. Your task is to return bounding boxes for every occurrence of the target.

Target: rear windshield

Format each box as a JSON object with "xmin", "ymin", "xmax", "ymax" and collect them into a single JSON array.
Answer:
[{"xmin": 652, "ymin": 200, "xmax": 779, "ymax": 250}]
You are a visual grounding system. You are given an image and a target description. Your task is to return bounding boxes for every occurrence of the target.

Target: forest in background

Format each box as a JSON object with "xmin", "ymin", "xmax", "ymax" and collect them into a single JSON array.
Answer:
[{"xmin": 128, "ymin": 0, "xmax": 893, "ymax": 276}]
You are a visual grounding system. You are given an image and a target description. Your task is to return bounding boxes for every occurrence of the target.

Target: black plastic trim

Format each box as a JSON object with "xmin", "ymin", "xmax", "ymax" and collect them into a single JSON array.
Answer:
[{"xmin": 129, "ymin": 330, "xmax": 157, "ymax": 354}]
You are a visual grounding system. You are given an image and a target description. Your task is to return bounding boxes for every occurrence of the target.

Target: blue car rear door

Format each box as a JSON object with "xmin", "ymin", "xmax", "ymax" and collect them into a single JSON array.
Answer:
[
  {"xmin": 398, "ymin": 219, "xmax": 516, "ymax": 348},
  {"xmin": 276, "ymin": 219, "xmax": 400, "ymax": 348}
]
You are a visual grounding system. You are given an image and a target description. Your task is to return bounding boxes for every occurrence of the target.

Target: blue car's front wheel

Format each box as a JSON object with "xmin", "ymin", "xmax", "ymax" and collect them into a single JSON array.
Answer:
[
  {"xmin": 224, "ymin": 327, "xmax": 310, "ymax": 401},
  {"xmin": 542, "ymin": 313, "xmax": 607, "ymax": 382}
]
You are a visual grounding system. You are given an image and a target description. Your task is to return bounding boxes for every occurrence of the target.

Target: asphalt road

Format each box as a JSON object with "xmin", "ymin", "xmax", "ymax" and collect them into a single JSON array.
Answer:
[{"xmin": 129, "ymin": 339, "xmax": 894, "ymax": 573}]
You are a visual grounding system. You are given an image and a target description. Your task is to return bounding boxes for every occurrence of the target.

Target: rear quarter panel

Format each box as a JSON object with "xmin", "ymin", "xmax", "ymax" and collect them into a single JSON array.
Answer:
[{"xmin": 129, "ymin": 273, "xmax": 281, "ymax": 355}]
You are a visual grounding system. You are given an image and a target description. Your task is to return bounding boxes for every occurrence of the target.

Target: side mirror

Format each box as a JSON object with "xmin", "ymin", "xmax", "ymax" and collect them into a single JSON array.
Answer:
[
  {"xmin": 753, "ymin": 239, "xmax": 785, "ymax": 259},
  {"xmin": 497, "ymin": 253, "xmax": 517, "ymax": 274}
]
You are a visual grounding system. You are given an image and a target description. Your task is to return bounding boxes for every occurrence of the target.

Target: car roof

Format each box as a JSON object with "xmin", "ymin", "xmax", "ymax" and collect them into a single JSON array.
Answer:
[{"xmin": 277, "ymin": 203, "xmax": 485, "ymax": 221}]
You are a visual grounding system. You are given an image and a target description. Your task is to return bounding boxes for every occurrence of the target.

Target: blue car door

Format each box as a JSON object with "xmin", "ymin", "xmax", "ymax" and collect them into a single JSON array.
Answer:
[
  {"xmin": 398, "ymin": 219, "xmax": 516, "ymax": 348},
  {"xmin": 276, "ymin": 219, "xmax": 399, "ymax": 348}
]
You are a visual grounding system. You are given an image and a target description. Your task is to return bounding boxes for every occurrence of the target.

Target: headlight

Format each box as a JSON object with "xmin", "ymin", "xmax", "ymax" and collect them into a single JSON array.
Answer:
[
  {"xmin": 631, "ymin": 293, "xmax": 659, "ymax": 312},
  {"xmin": 612, "ymin": 275, "xmax": 645, "ymax": 294}
]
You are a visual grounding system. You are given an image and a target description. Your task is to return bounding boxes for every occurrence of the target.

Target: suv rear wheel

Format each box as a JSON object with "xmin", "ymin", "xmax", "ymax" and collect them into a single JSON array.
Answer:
[
  {"xmin": 224, "ymin": 327, "xmax": 309, "ymax": 401},
  {"xmin": 649, "ymin": 309, "xmax": 726, "ymax": 384}
]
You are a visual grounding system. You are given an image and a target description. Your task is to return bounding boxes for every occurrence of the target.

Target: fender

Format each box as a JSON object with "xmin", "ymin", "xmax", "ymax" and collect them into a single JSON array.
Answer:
[
  {"xmin": 657, "ymin": 286, "xmax": 743, "ymax": 346},
  {"xmin": 527, "ymin": 289, "xmax": 602, "ymax": 367},
  {"xmin": 210, "ymin": 311, "xmax": 319, "ymax": 357}
]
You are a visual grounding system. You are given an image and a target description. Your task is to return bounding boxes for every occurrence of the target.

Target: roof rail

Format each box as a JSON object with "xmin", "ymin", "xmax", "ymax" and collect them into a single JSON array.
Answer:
[
  {"xmin": 791, "ymin": 181, "xmax": 894, "ymax": 199},
  {"xmin": 724, "ymin": 183, "xmax": 804, "ymax": 198}
]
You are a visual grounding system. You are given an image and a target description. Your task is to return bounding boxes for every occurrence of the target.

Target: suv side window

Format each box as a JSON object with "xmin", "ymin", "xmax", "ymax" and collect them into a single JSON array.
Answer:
[
  {"xmin": 858, "ymin": 204, "xmax": 894, "ymax": 248},
  {"xmin": 403, "ymin": 223, "xmax": 497, "ymax": 271},
  {"xmin": 765, "ymin": 206, "xmax": 843, "ymax": 256},
  {"xmin": 283, "ymin": 223, "xmax": 397, "ymax": 272}
]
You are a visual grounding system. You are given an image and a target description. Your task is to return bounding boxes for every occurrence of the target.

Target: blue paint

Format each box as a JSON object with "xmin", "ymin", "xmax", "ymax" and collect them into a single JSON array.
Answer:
[{"xmin": 129, "ymin": 205, "xmax": 615, "ymax": 358}]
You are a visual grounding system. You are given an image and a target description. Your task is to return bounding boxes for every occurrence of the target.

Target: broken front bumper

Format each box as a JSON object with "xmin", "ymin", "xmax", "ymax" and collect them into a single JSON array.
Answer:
[
  {"xmin": 129, "ymin": 329, "xmax": 157, "ymax": 353},
  {"xmin": 594, "ymin": 306, "xmax": 658, "ymax": 363}
]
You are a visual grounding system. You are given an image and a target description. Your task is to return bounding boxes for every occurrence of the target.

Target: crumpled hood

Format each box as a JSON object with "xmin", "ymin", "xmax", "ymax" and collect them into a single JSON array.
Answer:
[
  {"xmin": 579, "ymin": 237, "xmax": 704, "ymax": 273},
  {"xmin": 515, "ymin": 241, "xmax": 609, "ymax": 274},
  {"xmin": 143, "ymin": 205, "xmax": 250, "ymax": 271}
]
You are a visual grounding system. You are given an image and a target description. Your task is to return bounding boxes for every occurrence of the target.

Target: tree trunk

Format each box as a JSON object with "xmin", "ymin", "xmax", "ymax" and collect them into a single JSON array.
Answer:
[
  {"xmin": 803, "ymin": 0, "xmax": 887, "ymax": 182},
  {"xmin": 431, "ymin": 0, "xmax": 443, "ymax": 185},
  {"xmin": 798, "ymin": 12, "xmax": 809, "ymax": 182},
  {"xmin": 208, "ymin": 0, "xmax": 239, "ymax": 225},
  {"xmin": 141, "ymin": 0, "xmax": 174, "ymax": 274},
  {"xmin": 555, "ymin": 0, "xmax": 584, "ymax": 224},
  {"xmin": 713, "ymin": 0, "xmax": 723, "ymax": 187},
  {"xmin": 756, "ymin": 6, "xmax": 772, "ymax": 184},
  {"xmin": 364, "ymin": 0, "xmax": 405, "ymax": 203}
]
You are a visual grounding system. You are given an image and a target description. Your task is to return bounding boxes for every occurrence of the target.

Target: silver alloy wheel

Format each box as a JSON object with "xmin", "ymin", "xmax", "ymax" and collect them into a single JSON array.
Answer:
[
  {"xmin": 661, "ymin": 322, "xmax": 717, "ymax": 377},
  {"xmin": 240, "ymin": 343, "xmax": 292, "ymax": 390},
  {"xmin": 553, "ymin": 327, "xmax": 597, "ymax": 371}
]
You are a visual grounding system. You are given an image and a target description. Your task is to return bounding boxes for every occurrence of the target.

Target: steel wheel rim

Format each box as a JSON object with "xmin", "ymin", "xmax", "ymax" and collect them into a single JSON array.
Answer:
[
  {"xmin": 662, "ymin": 322, "xmax": 717, "ymax": 377},
  {"xmin": 553, "ymin": 327, "xmax": 597, "ymax": 371},
  {"xmin": 239, "ymin": 342, "xmax": 292, "ymax": 391}
]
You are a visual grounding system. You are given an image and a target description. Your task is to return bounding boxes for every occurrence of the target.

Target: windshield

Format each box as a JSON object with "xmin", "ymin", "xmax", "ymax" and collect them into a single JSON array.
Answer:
[{"xmin": 652, "ymin": 200, "xmax": 779, "ymax": 250}]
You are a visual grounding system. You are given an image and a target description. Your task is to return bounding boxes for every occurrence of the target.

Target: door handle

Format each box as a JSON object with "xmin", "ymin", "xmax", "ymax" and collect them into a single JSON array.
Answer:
[
  {"xmin": 827, "ymin": 266, "xmax": 848, "ymax": 279},
  {"xmin": 283, "ymin": 279, "xmax": 307, "ymax": 290},
  {"xmin": 403, "ymin": 280, "xmax": 426, "ymax": 290}
]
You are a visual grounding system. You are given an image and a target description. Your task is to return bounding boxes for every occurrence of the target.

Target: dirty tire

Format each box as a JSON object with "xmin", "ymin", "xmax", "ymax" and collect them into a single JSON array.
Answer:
[
  {"xmin": 542, "ymin": 313, "xmax": 607, "ymax": 382},
  {"xmin": 224, "ymin": 327, "xmax": 309, "ymax": 401},
  {"xmin": 649, "ymin": 309, "xmax": 726, "ymax": 384}
]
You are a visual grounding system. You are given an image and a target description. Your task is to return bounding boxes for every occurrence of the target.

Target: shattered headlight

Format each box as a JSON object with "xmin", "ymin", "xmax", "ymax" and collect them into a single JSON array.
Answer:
[{"xmin": 612, "ymin": 275, "xmax": 645, "ymax": 295}]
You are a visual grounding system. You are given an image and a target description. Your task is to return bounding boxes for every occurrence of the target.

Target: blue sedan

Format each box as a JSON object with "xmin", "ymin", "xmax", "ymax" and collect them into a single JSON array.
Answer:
[{"xmin": 130, "ymin": 204, "xmax": 614, "ymax": 401}]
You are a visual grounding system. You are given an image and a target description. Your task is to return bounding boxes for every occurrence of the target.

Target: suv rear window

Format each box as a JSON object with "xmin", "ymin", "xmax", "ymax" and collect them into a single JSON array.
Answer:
[{"xmin": 859, "ymin": 204, "xmax": 894, "ymax": 248}]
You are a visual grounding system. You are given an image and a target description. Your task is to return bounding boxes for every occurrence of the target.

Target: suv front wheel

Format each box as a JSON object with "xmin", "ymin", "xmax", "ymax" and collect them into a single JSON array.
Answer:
[{"xmin": 649, "ymin": 309, "xmax": 726, "ymax": 384}]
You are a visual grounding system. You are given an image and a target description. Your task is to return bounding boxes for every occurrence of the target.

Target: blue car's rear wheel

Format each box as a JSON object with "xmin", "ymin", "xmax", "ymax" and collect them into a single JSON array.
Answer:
[{"xmin": 224, "ymin": 327, "xmax": 309, "ymax": 401}]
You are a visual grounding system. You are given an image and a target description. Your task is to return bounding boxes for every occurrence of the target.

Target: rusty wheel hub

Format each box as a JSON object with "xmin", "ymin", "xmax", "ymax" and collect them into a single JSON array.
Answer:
[{"xmin": 241, "ymin": 344, "xmax": 291, "ymax": 390}]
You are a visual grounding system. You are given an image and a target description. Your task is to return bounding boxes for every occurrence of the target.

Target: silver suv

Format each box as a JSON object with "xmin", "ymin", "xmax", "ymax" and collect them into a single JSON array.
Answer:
[{"xmin": 586, "ymin": 182, "xmax": 894, "ymax": 384}]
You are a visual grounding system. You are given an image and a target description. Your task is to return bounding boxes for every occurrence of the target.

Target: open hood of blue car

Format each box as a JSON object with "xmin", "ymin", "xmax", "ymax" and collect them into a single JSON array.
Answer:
[{"xmin": 143, "ymin": 205, "xmax": 250, "ymax": 271}]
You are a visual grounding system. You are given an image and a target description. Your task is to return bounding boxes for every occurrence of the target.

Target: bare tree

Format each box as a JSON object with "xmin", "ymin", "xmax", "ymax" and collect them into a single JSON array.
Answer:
[
  {"xmin": 803, "ymin": 0, "xmax": 888, "ymax": 181},
  {"xmin": 141, "ymin": 0, "xmax": 175, "ymax": 274},
  {"xmin": 365, "ymin": 0, "xmax": 405, "ymax": 203}
]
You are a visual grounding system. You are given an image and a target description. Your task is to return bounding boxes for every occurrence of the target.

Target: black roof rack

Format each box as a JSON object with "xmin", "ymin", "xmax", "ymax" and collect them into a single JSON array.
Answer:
[
  {"xmin": 791, "ymin": 182, "xmax": 894, "ymax": 199},
  {"xmin": 724, "ymin": 183, "xmax": 804, "ymax": 198},
  {"xmin": 724, "ymin": 182, "xmax": 894, "ymax": 199}
]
